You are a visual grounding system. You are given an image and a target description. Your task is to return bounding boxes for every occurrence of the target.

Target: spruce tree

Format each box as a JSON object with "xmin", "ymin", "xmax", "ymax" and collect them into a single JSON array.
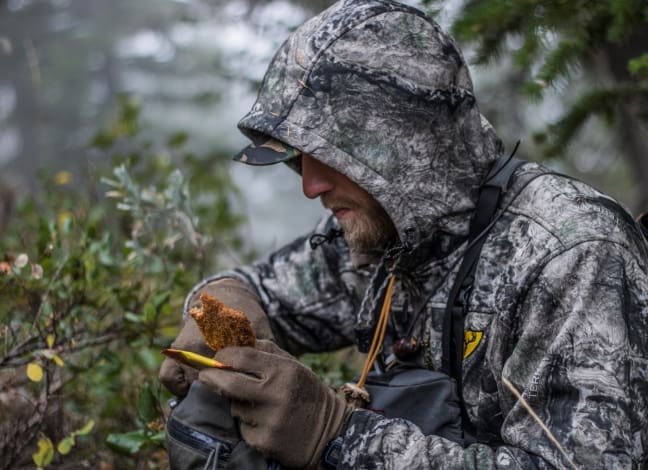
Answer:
[{"xmin": 423, "ymin": 0, "xmax": 648, "ymax": 210}]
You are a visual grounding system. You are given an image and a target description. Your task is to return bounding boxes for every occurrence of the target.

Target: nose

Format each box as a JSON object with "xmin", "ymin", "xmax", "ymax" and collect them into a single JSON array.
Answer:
[{"xmin": 301, "ymin": 154, "xmax": 334, "ymax": 199}]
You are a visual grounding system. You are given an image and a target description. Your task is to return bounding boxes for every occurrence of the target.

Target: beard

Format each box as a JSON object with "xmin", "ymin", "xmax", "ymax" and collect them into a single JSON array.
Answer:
[{"xmin": 322, "ymin": 194, "xmax": 398, "ymax": 253}]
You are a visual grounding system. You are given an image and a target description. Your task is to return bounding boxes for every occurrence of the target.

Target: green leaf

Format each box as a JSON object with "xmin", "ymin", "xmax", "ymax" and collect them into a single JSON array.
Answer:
[
  {"xmin": 59, "ymin": 212, "xmax": 73, "ymax": 234},
  {"xmin": 32, "ymin": 436, "xmax": 54, "ymax": 467},
  {"xmin": 90, "ymin": 131, "xmax": 116, "ymax": 150},
  {"xmin": 629, "ymin": 53, "xmax": 648, "ymax": 76},
  {"xmin": 106, "ymin": 430, "xmax": 149, "ymax": 455},
  {"xmin": 137, "ymin": 383, "xmax": 158, "ymax": 423},
  {"xmin": 151, "ymin": 291, "xmax": 171, "ymax": 309},
  {"xmin": 42, "ymin": 301, "xmax": 53, "ymax": 318},
  {"xmin": 148, "ymin": 430, "xmax": 167, "ymax": 446},
  {"xmin": 57, "ymin": 436, "xmax": 75, "ymax": 455},
  {"xmin": 167, "ymin": 131, "xmax": 189, "ymax": 148},
  {"xmin": 83, "ymin": 255, "xmax": 96, "ymax": 281},
  {"xmin": 143, "ymin": 302, "xmax": 156, "ymax": 323},
  {"xmin": 125, "ymin": 312, "xmax": 142, "ymax": 323},
  {"xmin": 73, "ymin": 419, "xmax": 95, "ymax": 436}
]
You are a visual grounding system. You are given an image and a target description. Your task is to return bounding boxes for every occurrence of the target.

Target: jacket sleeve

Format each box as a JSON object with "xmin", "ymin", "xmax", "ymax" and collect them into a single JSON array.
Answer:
[
  {"xmin": 185, "ymin": 215, "xmax": 370, "ymax": 355},
  {"xmin": 339, "ymin": 239, "xmax": 648, "ymax": 469}
]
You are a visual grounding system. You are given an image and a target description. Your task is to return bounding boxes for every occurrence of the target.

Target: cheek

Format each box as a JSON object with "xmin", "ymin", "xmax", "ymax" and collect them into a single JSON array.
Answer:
[{"xmin": 349, "ymin": 187, "xmax": 378, "ymax": 211}]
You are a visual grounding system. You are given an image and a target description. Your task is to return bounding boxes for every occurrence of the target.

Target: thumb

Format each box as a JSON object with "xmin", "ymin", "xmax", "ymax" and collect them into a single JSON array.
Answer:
[
  {"xmin": 213, "ymin": 341, "xmax": 295, "ymax": 375},
  {"xmin": 214, "ymin": 345, "xmax": 267, "ymax": 374}
]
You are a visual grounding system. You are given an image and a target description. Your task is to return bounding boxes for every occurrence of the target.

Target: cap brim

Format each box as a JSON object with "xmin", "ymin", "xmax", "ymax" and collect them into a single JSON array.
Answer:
[{"xmin": 233, "ymin": 137, "xmax": 301, "ymax": 166}]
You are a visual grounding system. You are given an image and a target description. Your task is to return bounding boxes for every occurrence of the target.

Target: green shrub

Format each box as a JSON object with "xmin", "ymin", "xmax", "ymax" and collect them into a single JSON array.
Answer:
[
  {"xmin": 0, "ymin": 96, "xmax": 248, "ymax": 469},
  {"xmin": 0, "ymin": 94, "xmax": 356, "ymax": 470}
]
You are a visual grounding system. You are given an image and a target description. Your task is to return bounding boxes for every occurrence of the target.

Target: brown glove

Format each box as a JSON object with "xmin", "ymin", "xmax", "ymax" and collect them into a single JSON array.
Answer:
[
  {"xmin": 199, "ymin": 340, "xmax": 353, "ymax": 470},
  {"xmin": 159, "ymin": 278, "xmax": 274, "ymax": 397}
]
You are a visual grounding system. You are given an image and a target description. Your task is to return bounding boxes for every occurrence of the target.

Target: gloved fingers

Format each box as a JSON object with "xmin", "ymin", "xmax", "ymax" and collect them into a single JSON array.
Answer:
[
  {"xmin": 214, "ymin": 345, "xmax": 276, "ymax": 376},
  {"xmin": 253, "ymin": 339, "xmax": 295, "ymax": 359},
  {"xmin": 159, "ymin": 358, "xmax": 198, "ymax": 397},
  {"xmin": 198, "ymin": 366, "xmax": 264, "ymax": 402},
  {"xmin": 231, "ymin": 397, "xmax": 285, "ymax": 440},
  {"xmin": 237, "ymin": 422, "xmax": 273, "ymax": 458},
  {"xmin": 231, "ymin": 402, "xmax": 260, "ymax": 428}
]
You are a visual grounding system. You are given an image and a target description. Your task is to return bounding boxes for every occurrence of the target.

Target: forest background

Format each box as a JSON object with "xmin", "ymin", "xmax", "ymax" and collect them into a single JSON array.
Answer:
[{"xmin": 1, "ymin": 0, "xmax": 647, "ymax": 468}]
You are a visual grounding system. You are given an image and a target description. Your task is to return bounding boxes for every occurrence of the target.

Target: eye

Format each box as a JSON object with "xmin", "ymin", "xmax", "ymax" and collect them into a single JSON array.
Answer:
[{"xmin": 285, "ymin": 155, "xmax": 302, "ymax": 174}]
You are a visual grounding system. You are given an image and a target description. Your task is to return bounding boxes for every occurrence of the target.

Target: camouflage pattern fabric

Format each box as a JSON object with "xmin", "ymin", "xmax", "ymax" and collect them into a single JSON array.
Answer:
[{"xmin": 186, "ymin": 0, "xmax": 648, "ymax": 468}]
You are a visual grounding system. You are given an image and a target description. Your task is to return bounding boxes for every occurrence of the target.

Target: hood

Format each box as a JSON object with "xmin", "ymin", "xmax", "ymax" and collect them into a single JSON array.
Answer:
[{"xmin": 237, "ymin": 0, "xmax": 504, "ymax": 248}]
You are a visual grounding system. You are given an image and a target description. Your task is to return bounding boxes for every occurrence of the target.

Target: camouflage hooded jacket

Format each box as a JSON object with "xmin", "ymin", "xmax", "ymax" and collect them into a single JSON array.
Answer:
[{"xmin": 187, "ymin": 0, "xmax": 648, "ymax": 468}]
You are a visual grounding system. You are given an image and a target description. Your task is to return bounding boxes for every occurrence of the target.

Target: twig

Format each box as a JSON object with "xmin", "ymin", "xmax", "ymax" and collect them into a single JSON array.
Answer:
[
  {"xmin": 0, "ymin": 331, "xmax": 120, "ymax": 368},
  {"xmin": 2, "ymin": 324, "xmax": 8, "ymax": 357},
  {"xmin": 0, "ymin": 335, "xmax": 40, "ymax": 367},
  {"xmin": 502, "ymin": 377, "xmax": 579, "ymax": 470},
  {"xmin": 60, "ymin": 331, "xmax": 121, "ymax": 353},
  {"xmin": 31, "ymin": 255, "xmax": 69, "ymax": 329},
  {"xmin": 23, "ymin": 38, "xmax": 41, "ymax": 89},
  {"xmin": 0, "ymin": 374, "xmax": 64, "ymax": 468}
]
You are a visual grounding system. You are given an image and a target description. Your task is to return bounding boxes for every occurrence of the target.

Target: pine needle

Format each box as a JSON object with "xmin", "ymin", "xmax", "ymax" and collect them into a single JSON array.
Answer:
[{"xmin": 502, "ymin": 377, "xmax": 579, "ymax": 470}]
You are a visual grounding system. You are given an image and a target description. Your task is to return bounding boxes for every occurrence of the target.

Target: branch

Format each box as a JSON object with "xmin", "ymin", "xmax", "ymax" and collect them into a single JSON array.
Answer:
[
  {"xmin": 0, "ymin": 375, "xmax": 65, "ymax": 468},
  {"xmin": 0, "ymin": 334, "xmax": 41, "ymax": 367},
  {"xmin": 0, "ymin": 331, "xmax": 123, "ymax": 369}
]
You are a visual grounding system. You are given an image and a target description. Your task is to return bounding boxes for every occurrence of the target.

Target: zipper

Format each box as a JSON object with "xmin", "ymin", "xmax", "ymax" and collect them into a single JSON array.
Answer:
[{"xmin": 167, "ymin": 415, "xmax": 233, "ymax": 461}]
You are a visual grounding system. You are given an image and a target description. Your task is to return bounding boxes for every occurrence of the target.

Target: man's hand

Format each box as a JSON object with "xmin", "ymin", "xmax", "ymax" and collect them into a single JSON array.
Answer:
[
  {"xmin": 159, "ymin": 316, "xmax": 214, "ymax": 397},
  {"xmin": 158, "ymin": 278, "xmax": 274, "ymax": 397},
  {"xmin": 199, "ymin": 340, "xmax": 352, "ymax": 470}
]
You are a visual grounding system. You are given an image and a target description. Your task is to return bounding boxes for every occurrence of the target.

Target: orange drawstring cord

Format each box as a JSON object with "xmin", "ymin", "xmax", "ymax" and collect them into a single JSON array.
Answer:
[{"xmin": 356, "ymin": 274, "xmax": 396, "ymax": 389}]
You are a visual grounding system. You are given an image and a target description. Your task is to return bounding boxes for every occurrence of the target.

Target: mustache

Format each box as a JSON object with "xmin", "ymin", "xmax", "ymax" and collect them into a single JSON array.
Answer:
[{"xmin": 320, "ymin": 194, "xmax": 359, "ymax": 211}]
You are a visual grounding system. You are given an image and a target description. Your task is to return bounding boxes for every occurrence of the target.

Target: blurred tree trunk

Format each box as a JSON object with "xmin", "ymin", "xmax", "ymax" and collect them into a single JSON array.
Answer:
[
  {"xmin": 595, "ymin": 30, "xmax": 648, "ymax": 212},
  {"xmin": 617, "ymin": 102, "xmax": 648, "ymax": 212}
]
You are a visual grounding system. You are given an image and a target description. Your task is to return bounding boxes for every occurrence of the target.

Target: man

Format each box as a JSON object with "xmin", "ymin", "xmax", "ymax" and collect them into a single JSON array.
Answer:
[{"xmin": 160, "ymin": 0, "xmax": 648, "ymax": 468}]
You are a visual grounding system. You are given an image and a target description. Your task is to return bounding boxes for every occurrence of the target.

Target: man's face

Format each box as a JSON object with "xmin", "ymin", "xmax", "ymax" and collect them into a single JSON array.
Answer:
[{"xmin": 301, "ymin": 154, "xmax": 398, "ymax": 252}]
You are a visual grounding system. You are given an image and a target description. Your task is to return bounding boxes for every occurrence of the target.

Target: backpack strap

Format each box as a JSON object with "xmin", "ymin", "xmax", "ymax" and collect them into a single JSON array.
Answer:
[{"xmin": 442, "ymin": 153, "xmax": 526, "ymax": 442}]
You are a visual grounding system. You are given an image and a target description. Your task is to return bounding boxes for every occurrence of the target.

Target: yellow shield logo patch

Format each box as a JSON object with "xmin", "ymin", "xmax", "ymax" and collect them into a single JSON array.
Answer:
[{"xmin": 463, "ymin": 330, "xmax": 483, "ymax": 359}]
